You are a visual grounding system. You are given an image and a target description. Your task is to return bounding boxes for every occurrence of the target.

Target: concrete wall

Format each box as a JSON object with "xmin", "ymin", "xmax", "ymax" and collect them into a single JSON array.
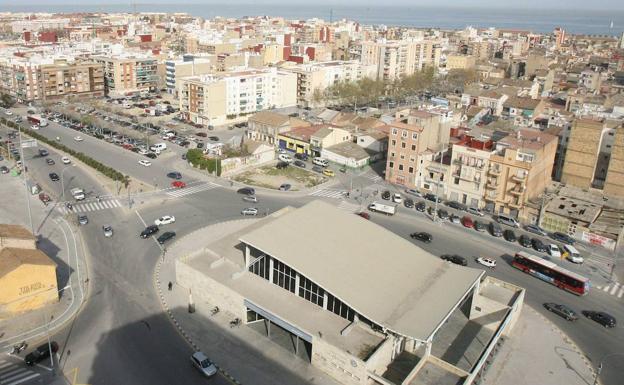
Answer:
[
  {"xmin": 364, "ymin": 337, "xmax": 394, "ymax": 377},
  {"xmin": 311, "ymin": 336, "xmax": 368, "ymax": 385},
  {"xmin": 0, "ymin": 264, "xmax": 58, "ymax": 314}
]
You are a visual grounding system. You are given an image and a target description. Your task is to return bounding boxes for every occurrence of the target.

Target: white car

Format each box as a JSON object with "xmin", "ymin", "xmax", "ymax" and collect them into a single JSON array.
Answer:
[
  {"xmin": 476, "ymin": 257, "xmax": 497, "ymax": 269},
  {"xmin": 191, "ymin": 352, "xmax": 217, "ymax": 377},
  {"xmin": 548, "ymin": 244, "xmax": 562, "ymax": 258},
  {"xmin": 154, "ymin": 215, "xmax": 176, "ymax": 226},
  {"xmin": 61, "ymin": 157, "xmax": 71, "ymax": 164},
  {"xmin": 404, "ymin": 188, "xmax": 422, "ymax": 197},
  {"xmin": 4, "ymin": 110, "xmax": 12, "ymax": 116},
  {"xmin": 102, "ymin": 225, "xmax": 113, "ymax": 238},
  {"xmin": 241, "ymin": 207, "xmax": 258, "ymax": 216},
  {"xmin": 74, "ymin": 136, "xmax": 83, "ymax": 142},
  {"xmin": 467, "ymin": 207, "xmax": 484, "ymax": 217},
  {"xmin": 138, "ymin": 159, "xmax": 151, "ymax": 167},
  {"xmin": 30, "ymin": 125, "xmax": 39, "ymax": 130},
  {"xmin": 242, "ymin": 195, "xmax": 258, "ymax": 203},
  {"xmin": 278, "ymin": 154, "xmax": 292, "ymax": 163},
  {"xmin": 277, "ymin": 148, "xmax": 287, "ymax": 154},
  {"xmin": 392, "ymin": 193, "xmax": 402, "ymax": 204}
]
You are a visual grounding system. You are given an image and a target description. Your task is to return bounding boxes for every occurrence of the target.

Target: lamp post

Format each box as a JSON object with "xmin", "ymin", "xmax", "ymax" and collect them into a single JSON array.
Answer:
[
  {"xmin": 17, "ymin": 124, "xmax": 35, "ymax": 236},
  {"xmin": 593, "ymin": 352, "xmax": 624, "ymax": 385},
  {"xmin": 60, "ymin": 164, "xmax": 75, "ymax": 202}
]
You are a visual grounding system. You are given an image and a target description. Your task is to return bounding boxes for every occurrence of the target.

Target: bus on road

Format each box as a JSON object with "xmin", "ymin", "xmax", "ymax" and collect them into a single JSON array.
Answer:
[{"xmin": 512, "ymin": 251, "xmax": 590, "ymax": 296}]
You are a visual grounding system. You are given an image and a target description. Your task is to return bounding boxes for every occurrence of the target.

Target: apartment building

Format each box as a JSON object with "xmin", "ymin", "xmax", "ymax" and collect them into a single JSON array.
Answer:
[
  {"xmin": 484, "ymin": 129, "xmax": 557, "ymax": 219},
  {"xmin": 282, "ymin": 60, "xmax": 376, "ymax": 106},
  {"xmin": 560, "ymin": 118, "xmax": 605, "ymax": 189},
  {"xmin": 179, "ymin": 67, "xmax": 297, "ymax": 126},
  {"xmin": 603, "ymin": 125, "xmax": 624, "ymax": 198},
  {"xmin": 445, "ymin": 54, "xmax": 476, "ymax": 70},
  {"xmin": 354, "ymin": 39, "xmax": 441, "ymax": 80},
  {"xmin": 0, "ymin": 59, "xmax": 40, "ymax": 102},
  {"xmin": 39, "ymin": 60, "xmax": 105, "ymax": 100},
  {"xmin": 447, "ymin": 135, "xmax": 495, "ymax": 209},
  {"xmin": 165, "ymin": 58, "xmax": 213, "ymax": 96},
  {"xmin": 95, "ymin": 55, "xmax": 159, "ymax": 97}
]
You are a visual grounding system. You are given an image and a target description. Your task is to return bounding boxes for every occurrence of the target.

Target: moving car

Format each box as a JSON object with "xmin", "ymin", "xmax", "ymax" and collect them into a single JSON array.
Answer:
[
  {"xmin": 544, "ymin": 303, "xmax": 578, "ymax": 321},
  {"xmin": 140, "ymin": 225, "xmax": 159, "ymax": 239},
  {"xmin": 563, "ymin": 244, "xmax": 584, "ymax": 264},
  {"xmin": 73, "ymin": 136, "xmax": 83, "ymax": 142},
  {"xmin": 525, "ymin": 224, "xmax": 547, "ymax": 236},
  {"xmin": 138, "ymin": 159, "xmax": 151, "ymax": 167},
  {"xmin": 146, "ymin": 152, "xmax": 157, "ymax": 159},
  {"xmin": 550, "ymin": 232, "xmax": 575, "ymax": 245},
  {"xmin": 61, "ymin": 157, "xmax": 71, "ymax": 164},
  {"xmin": 279, "ymin": 183, "xmax": 291, "ymax": 191},
  {"xmin": 582, "ymin": 311, "xmax": 616, "ymax": 328},
  {"xmin": 441, "ymin": 255, "xmax": 467, "ymax": 266},
  {"xmin": 49, "ymin": 172, "xmax": 59, "ymax": 181},
  {"xmin": 0, "ymin": 166, "xmax": 8, "ymax": 174},
  {"xmin": 450, "ymin": 214, "xmax": 461, "ymax": 224},
  {"xmin": 191, "ymin": 351, "xmax": 217, "ymax": 377},
  {"xmin": 548, "ymin": 244, "xmax": 562, "ymax": 258},
  {"xmin": 410, "ymin": 232, "xmax": 432, "ymax": 243},
  {"xmin": 171, "ymin": 181, "xmax": 186, "ymax": 188},
  {"xmin": 157, "ymin": 231, "xmax": 176, "ymax": 245},
  {"xmin": 237, "ymin": 187, "xmax": 255, "ymax": 195},
  {"xmin": 532, "ymin": 238, "xmax": 548, "ymax": 253},
  {"xmin": 46, "ymin": 158, "xmax": 55, "ymax": 165},
  {"xmin": 102, "ymin": 225, "xmax": 113, "ymax": 238},
  {"xmin": 437, "ymin": 209, "xmax": 449, "ymax": 220},
  {"xmin": 476, "ymin": 257, "xmax": 497, "ymax": 268},
  {"xmin": 78, "ymin": 215, "xmax": 88, "ymax": 225},
  {"xmin": 503, "ymin": 229, "xmax": 517, "ymax": 242},
  {"xmin": 166, "ymin": 171, "xmax": 182, "ymax": 179},
  {"xmin": 38, "ymin": 148, "xmax": 49, "ymax": 157},
  {"xmin": 155, "ymin": 215, "xmax": 176, "ymax": 226},
  {"xmin": 461, "ymin": 216, "xmax": 474, "ymax": 228},
  {"xmin": 467, "ymin": 207, "xmax": 484, "ymax": 217},
  {"xmin": 242, "ymin": 195, "xmax": 258, "ymax": 203},
  {"xmin": 25, "ymin": 341, "xmax": 59, "ymax": 366},
  {"xmin": 323, "ymin": 169, "xmax": 335, "ymax": 177},
  {"xmin": 241, "ymin": 207, "xmax": 258, "ymax": 216},
  {"xmin": 519, "ymin": 235, "xmax": 532, "ymax": 248}
]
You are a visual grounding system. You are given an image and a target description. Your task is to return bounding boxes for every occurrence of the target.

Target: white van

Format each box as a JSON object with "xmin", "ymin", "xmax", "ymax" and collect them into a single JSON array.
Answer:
[
  {"xmin": 312, "ymin": 157, "xmax": 329, "ymax": 167},
  {"xmin": 150, "ymin": 143, "xmax": 167, "ymax": 152},
  {"xmin": 496, "ymin": 214, "xmax": 520, "ymax": 228},
  {"xmin": 562, "ymin": 244, "xmax": 584, "ymax": 264}
]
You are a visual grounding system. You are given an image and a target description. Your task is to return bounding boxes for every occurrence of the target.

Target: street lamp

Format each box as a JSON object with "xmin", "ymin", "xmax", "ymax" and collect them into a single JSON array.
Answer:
[
  {"xmin": 60, "ymin": 164, "xmax": 75, "ymax": 202},
  {"xmin": 593, "ymin": 352, "xmax": 624, "ymax": 385}
]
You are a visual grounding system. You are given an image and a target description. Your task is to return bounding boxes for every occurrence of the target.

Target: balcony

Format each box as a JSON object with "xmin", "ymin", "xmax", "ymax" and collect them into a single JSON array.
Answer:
[
  {"xmin": 511, "ymin": 173, "xmax": 527, "ymax": 183},
  {"xmin": 508, "ymin": 199, "xmax": 522, "ymax": 209},
  {"xmin": 485, "ymin": 180, "xmax": 498, "ymax": 189},
  {"xmin": 509, "ymin": 186, "xmax": 525, "ymax": 196},
  {"xmin": 484, "ymin": 194, "xmax": 497, "ymax": 202},
  {"xmin": 488, "ymin": 167, "xmax": 501, "ymax": 176}
]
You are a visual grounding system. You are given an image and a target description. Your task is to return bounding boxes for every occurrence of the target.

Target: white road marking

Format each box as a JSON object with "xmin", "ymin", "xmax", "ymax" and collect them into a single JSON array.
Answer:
[
  {"xmin": 618, "ymin": 287, "xmax": 624, "ymax": 298},
  {"xmin": 610, "ymin": 283, "xmax": 620, "ymax": 295},
  {"xmin": 0, "ymin": 368, "xmax": 24, "ymax": 378},
  {"xmin": 309, "ymin": 189, "xmax": 346, "ymax": 199},
  {"xmin": 6, "ymin": 373, "xmax": 40, "ymax": 385},
  {"xmin": 166, "ymin": 182, "xmax": 218, "ymax": 198},
  {"xmin": 603, "ymin": 285, "xmax": 610, "ymax": 292}
]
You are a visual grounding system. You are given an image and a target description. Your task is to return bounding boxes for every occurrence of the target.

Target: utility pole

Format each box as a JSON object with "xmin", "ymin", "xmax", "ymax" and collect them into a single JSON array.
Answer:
[{"xmin": 18, "ymin": 125, "xmax": 35, "ymax": 236}]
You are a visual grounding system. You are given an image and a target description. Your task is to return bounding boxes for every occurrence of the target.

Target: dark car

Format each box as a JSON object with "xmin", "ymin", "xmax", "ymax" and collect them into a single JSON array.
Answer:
[
  {"xmin": 582, "ymin": 311, "xmax": 616, "ymax": 328},
  {"xmin": 544, "ymin": 303, "xmax": 578, "ymax": 321},
  {"xmin": 381, "ymin": 190, "xmax": 391, "ymax": 200},
  {"xmin": 441, "ymin": 254, "xmax": 468, "ymax": 266},
  {"xmin": 237, "ymin": 187, "xmax": 255, "ymax": 196},
  {"xmin": 46, "ymin": 158, "xmax": 55, "ymax": 165},
  {"xmin": 209, "ymin": 136, "xmax": 219, "ymax": 141},
  {"xmin": 49, "ymin": 172, "xmax": 59, "ymax": 181},
  {"xmin": 503, "ymin": 229, "xmax": 517, "ymax": 242},
  {"xmin": 157, "ymin": 231, "xmax": 176, "ymax": 245},
  {"xmin": 532, "ymin": 238, "xmax": 547, "ymax": 252},
  {"xmin": 196, "ymin": 142, "xmax": 204, "ymax": 149},
  {"xmin": 525, "ymin": 224, "xmax": 547, "ymax": 236},
  {"xmin": 415, "ymin": 202, "xmax": 426, "ymax": 212},
  {"xmin": 424, "ymin": 193, "xmax": 441, "ymax": 203},
  {"xmin": 276, "ymin": 161, "xmax": 289, "ymax": 169},
  {"xmin": 294, "ymin": 160, "xmax": 306, "ymax": 168},
  {"xmin": 167, "ymin": 171, "xmax": 182, "ymax": 180},
  {"xmin": 140, "ymin": 225, "xmax": 159, "ymax": 239},
  {"xmin": 25, "ymin": 341, "xmax": 59, "ymax": 366},
  {"xmin": 38, "ymin": 148, "xmax": 49, "ymax": 157},
  {"xmin": 78, "ymin": 215, "xmax": 88, "ymax": 225},
  {"xmin": 312, "ymin": 165, "xmax": 323, "ymax": 173},
  {"xmin": 404, "ymin": 198, "xmax": 414, "ymax": 208},
  {"xmin": 446, "ymin": 201, "xmax": 467, "ymax": 211},
  {"xmin": 0, "ymin": 166, "xmax": 9, "ymax": 174},
  {"xmin": 550, "ymin": 232, "xmax": 575, "ymax": 245},
  {"xmin": 196, "ymin": 132, "xmax": 207, "ymax": 137},
  {"xmin": 489, "ymin": 222, "xmax": 503, "ymax": 237},
  {"xmin": 519, "ymin": 235, "xmax": 532, "ymax": 248},
  {"xmin": 474, "ymin": 221, "xmax": 486, "ymax": 232},
  {"xmin": 146, "ymin": 152, "xmax": 157, "ymax": 159},
  {"xmin": 357, "ymin": 212, "xmax": 370, "ymax": 220},
  {"xmin": 294, "ymin": 153, "xmax": 308, "ymax": 161},
  {"xmin": 410, "ymin": 232, "xmax": 432, "ymax": 243},
  {"xmin": 438, "ymin": 209, "xmax": 449, "ymax": 220},
  {"xmin": 279, "ymin": 183, "xmax": 291, "ymax": 191}
]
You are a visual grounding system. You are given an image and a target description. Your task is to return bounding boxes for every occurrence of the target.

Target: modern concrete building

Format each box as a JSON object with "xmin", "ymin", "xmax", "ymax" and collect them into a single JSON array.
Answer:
[
  {"xmin": 176, "ymin": 201, "xmax": 524, "ymax": 385},
  {"xmin": 95, "ymin": 55, "xmax": 159, "ymax": 97},
  {"xmin": 164, "ymin": 58, "xmax": 213, "ymax": 96},
  {"xmin": 39, "ymin": 60, "xmax": 105, "ymax": 100}
]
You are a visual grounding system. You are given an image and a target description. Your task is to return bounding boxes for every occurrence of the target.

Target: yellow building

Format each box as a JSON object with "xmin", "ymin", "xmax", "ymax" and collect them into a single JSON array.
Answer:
[
  {"xmin": 277, "ymin": 125, "xmax": 323, "ymax": 155},
  {"xmin": 446, "ymin": 54, "xmax": 476, "ymax": 70}
]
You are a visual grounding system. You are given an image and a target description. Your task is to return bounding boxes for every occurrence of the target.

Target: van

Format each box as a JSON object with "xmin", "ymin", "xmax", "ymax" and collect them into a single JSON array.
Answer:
[
  {"xmin": 150, "ymin": 143, "xmax": 167, "ymax": 152},
  {"xmin": 496, "ymin": 214, "xmax": 519, "ymax": 228},
  {"xmin": 562, "ymin": 244, "xmax": 584, "ymax": 264},
  {"xmin": 312, "ymin": 157, "xmax": 329, "ymax": 167}
]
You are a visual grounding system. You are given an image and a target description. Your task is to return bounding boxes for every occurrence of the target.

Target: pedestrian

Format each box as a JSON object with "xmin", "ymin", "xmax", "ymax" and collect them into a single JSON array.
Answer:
[{"xmin": 168, "ymin": 281, "xmax": 173, "ymax": 291}]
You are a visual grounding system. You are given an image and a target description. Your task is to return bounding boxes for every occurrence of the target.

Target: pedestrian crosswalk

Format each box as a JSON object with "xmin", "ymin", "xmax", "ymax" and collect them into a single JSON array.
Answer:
[
  {"xmin": 0, "ymin": 359, "xmax": 40, "ymax": 385},
  {"xmin": 309, "ymin": 189, "xmax": 348, "ymax": 199},
  {"xmin": 595, "ymin": 282, "xmax": 624, "ymax": 298},
  {"xmin": 337, "ymin": 201, "xmax": 360, "ymax": 213},
  {"xmin": 359, "ymin": 171, "xmax": 383, "ymax": 183},
  {"xmin": 58, "ymin": 198, "xmax": 122, "ymax": 214},
  {"xmin": 166, "ymin": 182, "xmax": 219, "ymax": 198}
]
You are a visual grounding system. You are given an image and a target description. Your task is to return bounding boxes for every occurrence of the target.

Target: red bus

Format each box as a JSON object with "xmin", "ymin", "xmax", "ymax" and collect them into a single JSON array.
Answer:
[{"xmin": 512, "ymin": 252, "xmax": 590, "ymax": 296}]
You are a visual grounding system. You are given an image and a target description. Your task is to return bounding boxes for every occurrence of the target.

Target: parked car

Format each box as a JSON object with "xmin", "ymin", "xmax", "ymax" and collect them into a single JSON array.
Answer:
[
  {"xmin": 38, "ymin": 148, "xmax": 49, "ymax": 157},
  {"xmin": 38, "ymin": 193, "xmax": 51, "ymax": 204},
  {"xmin": 155, "ymin": 215, "xmax": 176, "ymax": 226},
  {"xmin": 294, "ymin": 160, "xmax": 306, "ymax": 168},
  {"xmin": 25, "ymin": 341, "xmax": 59, "ymax": 366},
  {"xmin": 357, "ymin": 212, "xmax": 370, "ymax": 220},
  {"xmin": 78, "ymin": 215, "xmax": 88, "ymax": 226},
  {"xmin": 294, "ymin": 153, "xmax": 308, "ymax": 161},
  {"xmin": 582, "ymin": 311, "xmax": 616, "ymax": 328},
  {"xmin": 241, "ymin": 207, "xmax": 259, "ymax": 216},
  {"xmin": 381, "ymin": 190, "xmax": 391, "ymax": 200},
  {"xmin": 450, "ymin": 214, "xmax": 461, "ymax": 224},
  {"xmin": 49, "ymin": 172, "xmax": 59, "ymax": 181},
  {"xmin": 461, "ymin": 216, "xmax": 474, "ymax": 228},
  {"xmin": 519, "ymin": 235, "xmax": 532, "ymax": 248},
  {"xmin": 410, "ymin": 232, "xmax": 432, "ymax": 243},
  {"xmin": 0, "ymin": 166, "xmax": 8, "ymax": 174},
  {"xmin": 278, "ymin": 154, "xmax": 293, "ymax": 163},
  {"xmin": 550, "ymin": 232, "xmax": 576, "ymax": 245},
  {"xmin": 404, "ymin": 188, "xmax": 422, "ymax": 197},
  {"xmin": 157, "ymin": 231, "xmax": 176, "ymax": 245},
  {"xmin": 441, "ymin": 255, "xmax": 467, "ymax": 266},
  {"xmin": 237, "ymin": 187, "xmax": 255, "ymax": 195},
  {"xmin": 73, "ymin": 136, "xmax": 83, "ymax": 142},
  {"xmin": 438, "ymin": 209, "xmax": 449, "ymax": 220},
  {"xmin": 279, "ymin": 183, "xmax": 291, "ymax": 191},
  {"xmin": 424, "ymin": 193, "xmax": 441, "ymax": 203},
  {"xmin": 312, "ymin": 165, "xmax": 323, "ymax": 173},
  {"xmin": 503, "ymin": 229, "xmax": 517, "ymax": 242},
  {"xmin": 467, "ymin": 207, "xmax": 484, "ymax": 217},
  {"xmin": 544, "ymin": 303, "xmax": 578, "ymax": 321},
  {"xmin": 102, "ymin": 225, "xmax": 113, "ymax": 238},
  {"xmin": 476, "ymin": 257, "xmax": 497, "ymax": 268},
  {"xmin": 489, "ymin": 222, "xmax": 503, "ymax": 237},
  {"xmin": 140, "ymin": 225, "xmax": 159, "ymax": 239},
  {"xmin": 323, "ymin": 169, "xmax": 335, "ymax": 177},
  {"xmin": 208, "ymin": 136, "xmax": 219, "ymax": 141},
  {"xmin": 447, "ymin": 201, "xmax": 467, "ymax": 211},
  {"xmin": 415, "ymin": 202, "xmax": 426, "ymax": 212},
  {"xmin": 548, "ymin": 244, "xmax": 562, "ymax": 258},
  {"xmin": 474, "ymin": 221, "xmax": 486, "ymax": 232},
  {"xmin": 191, "ymin": 351, "xmax": 218, "ymax": 377},
  {"xmin": 525, "ymin": 224, "xmax": 547, "ymax": 236},
  {"xmin": 404, "ymin": 198, "xmax": 414, "ymax": 208},
  {"xmin": 146, "ymin": 152, "xmax": 158, "ymax": 159},
  {"xmin": 392, "ymin": 193, "xmax": 402, "ymax": 203},
  {"xmin": 166, "ymin": 171, "xmax": 182, "ymax": 180},
  {"xmin": 532, "ymin": 238, "xmax": 548, "ymax": 253}
]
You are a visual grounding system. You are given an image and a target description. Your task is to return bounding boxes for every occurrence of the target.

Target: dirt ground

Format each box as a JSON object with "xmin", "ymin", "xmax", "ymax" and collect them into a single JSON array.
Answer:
[{"xmin": 233, "ymin": 164, "xmax": 327, "ymax": 191}]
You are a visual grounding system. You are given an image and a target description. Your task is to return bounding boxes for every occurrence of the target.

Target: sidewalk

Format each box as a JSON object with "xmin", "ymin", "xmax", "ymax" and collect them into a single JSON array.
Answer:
[
  {"xmin": 155, "ymin": 220, "xmax": 341, "ymax": 385},
  {"xmin": 484, "ymin": 306, "xmax": 596, "ymax": 385}
]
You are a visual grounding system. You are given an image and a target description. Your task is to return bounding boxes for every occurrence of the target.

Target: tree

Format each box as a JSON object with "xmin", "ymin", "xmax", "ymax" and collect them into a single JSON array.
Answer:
[{"xmin": 0, "ymin": 93, "xmax": 15, "ymax": 108}]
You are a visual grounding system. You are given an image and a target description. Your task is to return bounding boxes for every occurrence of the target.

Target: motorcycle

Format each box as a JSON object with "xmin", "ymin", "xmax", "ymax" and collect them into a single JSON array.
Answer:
[{"xmin": 9, "ymin": 341, "xmax": 27, "ymax": 355}]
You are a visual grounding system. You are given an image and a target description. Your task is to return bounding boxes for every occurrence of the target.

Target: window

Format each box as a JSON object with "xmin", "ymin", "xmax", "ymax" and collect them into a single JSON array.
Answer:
[
  {"xmin": 454, "ymin": 177, "xmax": 459, "ymax": 185},
  {"xmin": 272, "ymin": 260, "xmax": 296, "ymax": 293},
  {"xmin": 399, "ymin": 164, "xmax": 403, "ymax": 171},
  {"xmin": 411, "ymin": 144, "xmax": 416, "ymax": 151},
  {"xmin": 248, "ymin": 254, "xmax": 271, "ymax": 280},
  {"xmin": 298, "ymin": 275, "xmax": 325, "ymax": 307},
  {"xmin": 402, "ymin": 130, "xmax": 408, "ymax": 138},
  {"xmin": 409, "ymin": 167, "xmax": 414, "ymax": 173},
  {"xmin": 412, "ymin": 132, "xmax": 418, "ymax": 140},
  {"xmin": 389, "ymin": 161, "xmax": 394, "ymax": 168},
  {"xmin": 392, "ymin": 128, "xmax": 398, "ymax": 135},
  {"xmin": 391, "ymin": 139, "xmax": 396, "ymax": 146},
  {"xmin": 401, "ymin": 142, "xmax": 406, "ymax": 148},
  {"xmin": 326, "ymin": 293, "xmax": 355, "ymax": 321}
]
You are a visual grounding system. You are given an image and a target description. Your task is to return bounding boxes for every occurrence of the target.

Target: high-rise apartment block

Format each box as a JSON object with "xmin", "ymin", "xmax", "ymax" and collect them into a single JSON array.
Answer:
[{"xmin": 95, "ymin": 55, "xmax": 159, "ymax": 97}]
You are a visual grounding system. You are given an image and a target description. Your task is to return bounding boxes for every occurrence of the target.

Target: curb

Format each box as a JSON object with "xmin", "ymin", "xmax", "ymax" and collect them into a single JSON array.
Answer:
[
  {"xmin": 529, "ymin": 306, "xmax": 599, "ymax": 385},
  {"xmin": 153, "ymin": 236, "xmax": 243, "ymax": 385}
]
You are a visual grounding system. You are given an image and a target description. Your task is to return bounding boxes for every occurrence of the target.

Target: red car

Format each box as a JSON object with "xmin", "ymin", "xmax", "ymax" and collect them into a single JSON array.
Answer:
[
  {"xmin": 38, "ymin": 192, "xmax": 51, "ymax": 204},
  {"xmin": 357, "ymin": 212, "xmax": 370, "ymax": 220},
  {"xmin": 461, "ymin": 216, "xmax": 474, "ymax": 228},
  {"xmin": 171, "ymin": 181, "xmax": 186, "ymax": 188}
]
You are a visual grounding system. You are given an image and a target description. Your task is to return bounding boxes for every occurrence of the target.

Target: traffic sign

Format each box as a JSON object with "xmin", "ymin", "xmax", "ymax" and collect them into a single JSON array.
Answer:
[{"xmin": 21, "ymin": 139, "xmax": 37, "ymax": 148}]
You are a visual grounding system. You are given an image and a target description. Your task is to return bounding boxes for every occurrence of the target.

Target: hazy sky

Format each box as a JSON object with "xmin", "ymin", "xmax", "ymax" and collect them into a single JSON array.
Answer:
[{"xmin": 22, "ymin": 0, "xmax": 624, "ymax": 10}]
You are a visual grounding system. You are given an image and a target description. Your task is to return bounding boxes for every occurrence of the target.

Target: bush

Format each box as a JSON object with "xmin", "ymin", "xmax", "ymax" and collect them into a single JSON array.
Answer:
[
  {"xmin": 186, "ymin": 148, "xmax": 221, "ymax": 175},
  {"xmin": 0, "ymin": 117, "xmax": 129, "ymax": 186}
]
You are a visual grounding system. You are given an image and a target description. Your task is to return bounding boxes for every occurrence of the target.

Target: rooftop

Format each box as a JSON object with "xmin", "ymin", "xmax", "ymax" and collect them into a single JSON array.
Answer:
[
  {"xmin": 0, "ymin": 224, "xmax": 35, "ymax": 241},
  {"xmin": 0, "ymin": 247, "xmax": 56, "ymax": 278}
]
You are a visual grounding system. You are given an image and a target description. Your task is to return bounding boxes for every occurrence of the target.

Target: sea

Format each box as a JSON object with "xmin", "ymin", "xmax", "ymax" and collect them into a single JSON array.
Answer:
[{"xmin": 1, "ymin": 4, "xmax": 624, "ymax": 36}]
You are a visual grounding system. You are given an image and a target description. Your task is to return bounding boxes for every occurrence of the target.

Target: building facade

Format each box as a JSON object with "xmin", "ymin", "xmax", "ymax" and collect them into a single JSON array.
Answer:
[{"xmin": 95, "ymin": 55, "xmax": 159, "ymax": 97}]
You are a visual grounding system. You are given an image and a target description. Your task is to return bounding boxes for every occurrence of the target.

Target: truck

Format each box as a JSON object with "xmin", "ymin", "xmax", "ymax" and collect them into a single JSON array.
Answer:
[
  {"xmin": 27, "ymin": 180, "xmax": 41, "ymax": 195},
  {"xmin": 27, "ymin": 114, "xmax": 48, "ymax": 127},
  {"xmin": 368, "ymin": 202, "xmax": 396, "ymax": 216},
  {"xmin": 70, "ymin": 188, "xmax": 85, "ymax": 201}
]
